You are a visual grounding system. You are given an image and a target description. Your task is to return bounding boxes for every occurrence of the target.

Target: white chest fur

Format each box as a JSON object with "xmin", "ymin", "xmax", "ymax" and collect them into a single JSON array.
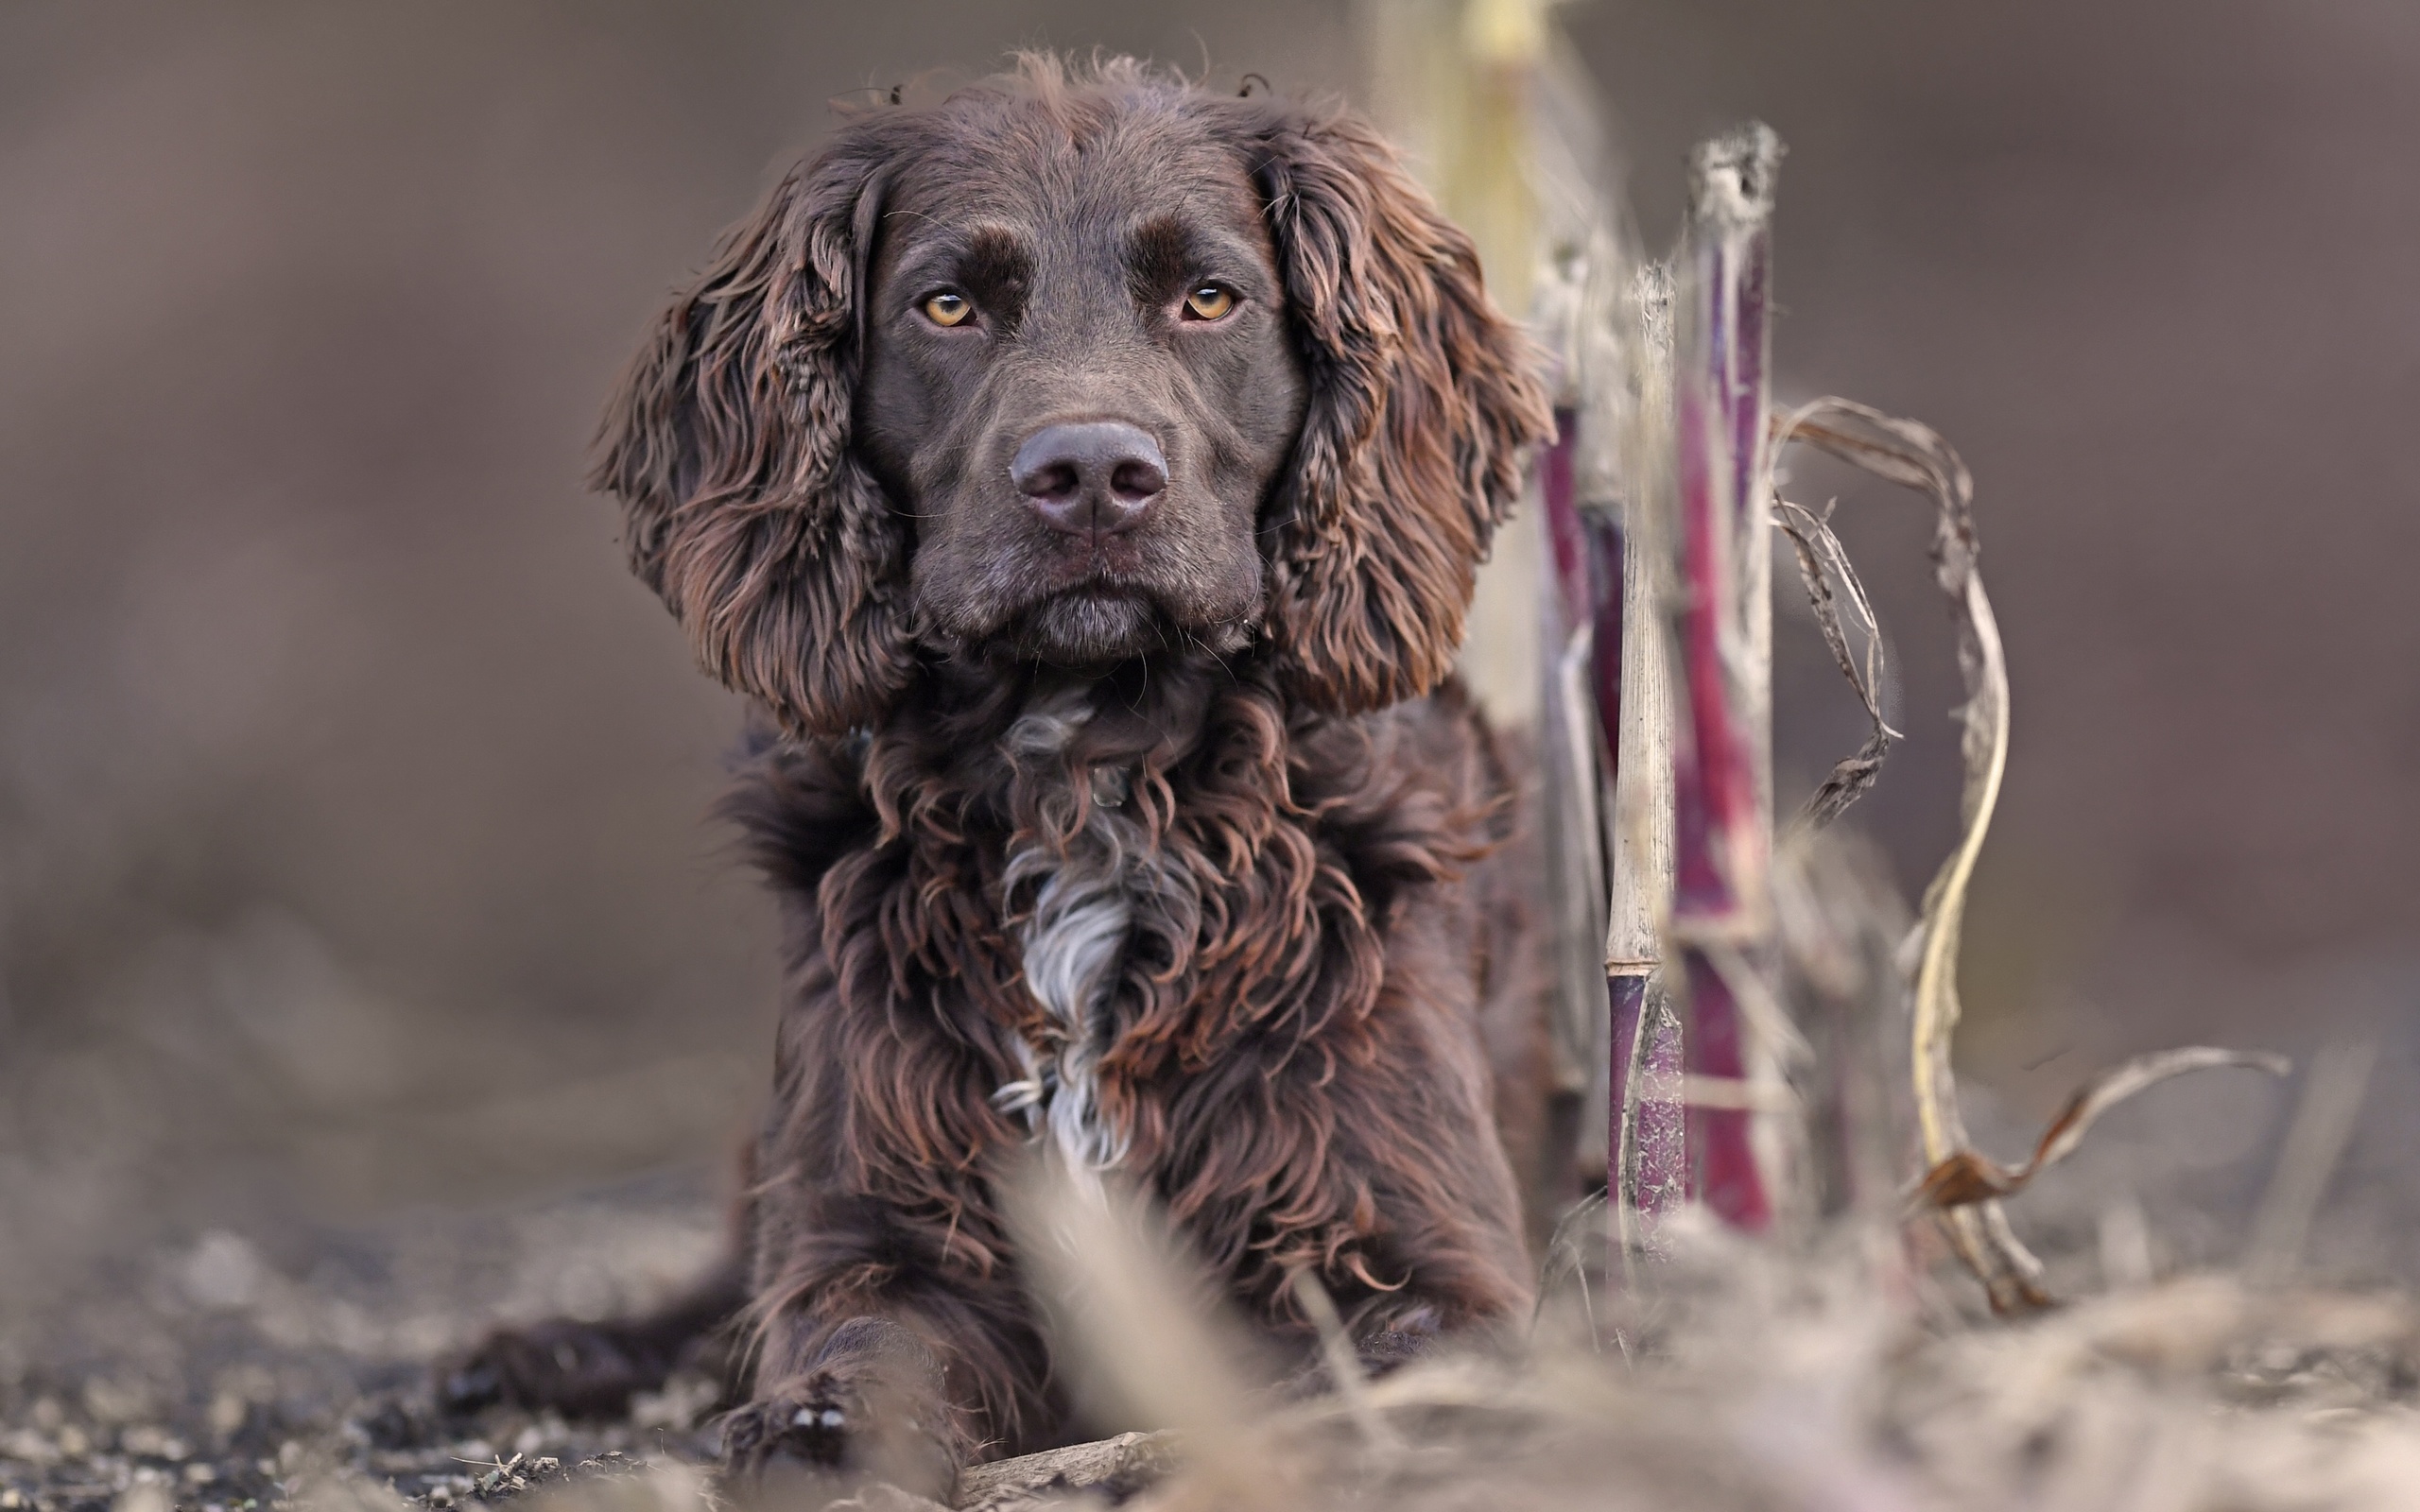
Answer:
[
  {"xmin": 991, "ymin": 692, "xmax": 1166, "ymax": 1196},
  {"xmin": 997, "ymin": 816, "xmax": 1137, "ymax": 1191}
]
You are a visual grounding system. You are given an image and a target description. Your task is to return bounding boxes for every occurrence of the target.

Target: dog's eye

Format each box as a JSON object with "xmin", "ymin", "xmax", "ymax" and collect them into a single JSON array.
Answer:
[
  {"xmin": 923, "ymin": 291, "xmax": 973, "ymax": 327},
  {"xmin": 1183, "ymin": 284, "xmax": 1236, "ymax": 321}
]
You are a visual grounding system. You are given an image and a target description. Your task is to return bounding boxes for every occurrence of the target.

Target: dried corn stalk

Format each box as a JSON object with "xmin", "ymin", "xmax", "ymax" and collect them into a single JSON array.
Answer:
[
  {"xmin": 1605, "ymin": 263, "xmax": 1682, "ymax": 1263},
  {"xmin": 1505, "ymin": 61, "xmax": 2281, "ymax": 1301},
  {"xmin": 1663, "ymin": 123, "xmax": 1789, "ymax": 1233}
]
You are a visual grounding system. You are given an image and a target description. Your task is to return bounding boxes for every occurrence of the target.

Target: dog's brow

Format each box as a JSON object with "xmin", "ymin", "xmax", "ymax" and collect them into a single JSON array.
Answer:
[
  {"xmin": 890, "ymin": 221, "xmax": 1033, "ymax": 294},
  {"xmin": 1124, "ymin": 215, "xmax": 1269, "ymax": 299},
  {"xmin": 1127, "ymin": 215, "xmax": 1194, "ymax": 292},
  {"xmin": 959, "ymin": 225, "xmax": 1032, "ymax": 291}
]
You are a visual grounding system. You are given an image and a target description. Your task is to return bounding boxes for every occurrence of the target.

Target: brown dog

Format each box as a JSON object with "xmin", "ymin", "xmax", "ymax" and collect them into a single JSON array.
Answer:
[{"xmin": 443, "ymin": 56, "xmax": 1555, "ymax": 1499}]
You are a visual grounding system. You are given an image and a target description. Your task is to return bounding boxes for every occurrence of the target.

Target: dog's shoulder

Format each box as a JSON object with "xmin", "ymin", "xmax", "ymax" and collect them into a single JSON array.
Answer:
[
  {"xmin": 1298, "ymin": 677, "xmax": 1518, "ymax": 816},
  {"xmin": 1268, "ymin": 678, "xmax": 1520, "ymax": 919},
  {"xmin": 1383, "ymin": 675, "xmax": 1518, "ymax": 796}
]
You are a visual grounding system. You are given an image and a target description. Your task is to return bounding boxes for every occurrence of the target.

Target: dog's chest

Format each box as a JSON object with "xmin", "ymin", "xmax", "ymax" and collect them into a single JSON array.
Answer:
[{"xmin": 992, "ymin": 705, "xmax": 1188, "ymax": 1191}]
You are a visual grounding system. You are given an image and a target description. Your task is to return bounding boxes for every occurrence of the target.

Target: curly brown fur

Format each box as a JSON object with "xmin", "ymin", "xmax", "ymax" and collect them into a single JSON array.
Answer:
[{"xmin": 443, "ymin": 55, "xmax": 1555, "ymax": 1489}]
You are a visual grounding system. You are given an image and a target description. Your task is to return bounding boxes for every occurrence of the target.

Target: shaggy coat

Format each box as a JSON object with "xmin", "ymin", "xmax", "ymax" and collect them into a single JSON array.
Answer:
[{"xmin": 447, "ymin": 59, "xmax": 1556, "ymax": 1498}]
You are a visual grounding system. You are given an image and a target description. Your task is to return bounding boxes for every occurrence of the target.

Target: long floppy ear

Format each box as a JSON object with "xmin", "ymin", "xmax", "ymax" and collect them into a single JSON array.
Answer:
[
  {"xmin": 593, "ymin": 130, "xmax": 917, "ymax": 736},
  {"xmin": 1249, "ymin": 108, "xmax": 1555, "ymax": 714}
]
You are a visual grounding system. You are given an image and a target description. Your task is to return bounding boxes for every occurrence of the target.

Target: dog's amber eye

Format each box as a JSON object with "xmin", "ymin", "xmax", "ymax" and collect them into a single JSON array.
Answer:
[
  {"xmin": 923, "ymin": 291, "xmax": 972, "ymax": 327},
  {"xmin": 1183, "ymin": 284, "xmax": 1236, "ymax": 321}
]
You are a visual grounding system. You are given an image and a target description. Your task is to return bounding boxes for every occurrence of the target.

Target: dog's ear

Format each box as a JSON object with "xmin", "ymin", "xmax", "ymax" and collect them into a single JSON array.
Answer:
[
  {"xmin": 1247, "ymin": 109, "xmax": 1554, "ymax": 714},
  {"xmin": 594, "ymin": 131, "xmax": 916, "ymax": 736}
]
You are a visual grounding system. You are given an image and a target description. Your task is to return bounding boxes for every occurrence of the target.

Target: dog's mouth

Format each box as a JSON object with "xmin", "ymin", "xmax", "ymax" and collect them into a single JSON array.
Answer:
[
  {"xmin": 913, "ymin": 500, "xmax": 1266, "ymax": 666},
  {"xmin": 991, "ymin": 566, "xmax": 1258, "ymax": 666},
  {"xmin": 1007, "ymin": 584, "xmax": 1176, "ymax": 664}
]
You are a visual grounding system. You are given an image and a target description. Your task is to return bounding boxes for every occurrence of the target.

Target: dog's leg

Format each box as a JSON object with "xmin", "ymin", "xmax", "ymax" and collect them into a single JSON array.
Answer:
[
  {"xmin": 1178, "ymin": 900, "xmax": 1539, "ymax": 1401},
  {"xmin": 438, "ymin": 1253, "xmax": 747, "ymax": 1418}
]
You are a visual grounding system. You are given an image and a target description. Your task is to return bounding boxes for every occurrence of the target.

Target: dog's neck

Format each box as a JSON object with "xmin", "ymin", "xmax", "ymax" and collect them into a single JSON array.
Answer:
[
  {"xmin": 891, "ymin": 653, "xmax": 1223, "ymax": 804},
  {"xmin": 984, "ymin": 662, "xmax": 1222, "ymax": 1194}
]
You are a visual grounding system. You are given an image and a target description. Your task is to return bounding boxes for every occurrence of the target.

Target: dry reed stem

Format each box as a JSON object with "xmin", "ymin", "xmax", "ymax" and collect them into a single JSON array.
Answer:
[
  {"xmin": 1668, "ymin": 126, "xmax": 1781, "ymax": 937},
  {"xmin": 1286, "ymin": 1270, "xmax": 1401, "ymax": 1459},
  {"xmin": 948, "ymin": 1433, "xmax": 1180, "ymax": 1510}
]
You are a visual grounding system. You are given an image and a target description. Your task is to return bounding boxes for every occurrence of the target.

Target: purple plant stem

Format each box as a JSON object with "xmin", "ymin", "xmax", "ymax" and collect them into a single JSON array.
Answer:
[
  {"xmin": 1672, "ymin": 375, "xmax": 1767, "ymax": 1230},
  {"xmin": 1541, "ymin": 399, "xmax": 1671, "ymax": 1232},
  {"xmin": 1586, "ymin": 509, "xmax": 1650, "ymax": 1214},
  {"xmin": 1670, "ymin": 373, "xmax": 1759, "ymax": 919},
  {"xmin": 1612, "ymin": 971, "xmax": 1694, "ymax": 1255},
  {"xmin": 1685, "ymin": 964, "xmax": 1768, "ymax": 1228},
  {"xmin": 1669, "ymin": 126, "xmax": 1781, "ymax": 1232},
  {"xmin": 1633, "ymin": 992, "xmax": 1688, "ymax": 1250}
]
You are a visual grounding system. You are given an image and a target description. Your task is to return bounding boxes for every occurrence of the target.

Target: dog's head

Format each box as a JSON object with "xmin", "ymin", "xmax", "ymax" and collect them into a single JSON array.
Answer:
[{"xmin": 596, "ymin": 58, "xmax": 1551, "ymax": 735}]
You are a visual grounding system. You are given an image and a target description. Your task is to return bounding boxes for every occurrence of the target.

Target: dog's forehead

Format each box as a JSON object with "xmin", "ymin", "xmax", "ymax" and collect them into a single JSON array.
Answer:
[{"xmin": 879, "ymin": 98, "xmax": 1265, "ymax": 258}]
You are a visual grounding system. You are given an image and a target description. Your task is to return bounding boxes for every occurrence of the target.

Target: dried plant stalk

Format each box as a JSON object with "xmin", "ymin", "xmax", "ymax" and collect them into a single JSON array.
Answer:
[
  {"xmin": 1769, "ymin": 396, "xmax": 2044, "ymax": 1309},
  {"xmin": 1667, "ymin": 123, "xmax": 1786, "ymax": 1232},
  {"xmin": 1485, "ymin": 9, "xmax": 1640, "ymax": 1194},
  {"xmin": 1606, "ymin": 263, "xmax": 1681, "ymax": 1260},
  {"xmin": 1519, "ymin": 114, "xmax": 1675, "ymax": 1256},
  {"xmin": 1600, "ymin": 266, "xmax": 1677, "ymax": 990},
  {"xmin": 1668, "ymin": 127, "xmax": 1779, "ymax": 933}
]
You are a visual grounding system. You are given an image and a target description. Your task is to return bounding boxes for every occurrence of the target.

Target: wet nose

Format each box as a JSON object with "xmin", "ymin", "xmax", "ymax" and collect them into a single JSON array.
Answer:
[{"xmin": 1011, "ymin": 421, "xmax": 1167, "ymax": 538}]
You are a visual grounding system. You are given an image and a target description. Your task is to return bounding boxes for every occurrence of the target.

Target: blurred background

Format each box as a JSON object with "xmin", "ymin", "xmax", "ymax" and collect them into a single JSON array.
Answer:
[{"xmin": 2, "ymin": 0, "xmax": 2414, "ymax": 1306}]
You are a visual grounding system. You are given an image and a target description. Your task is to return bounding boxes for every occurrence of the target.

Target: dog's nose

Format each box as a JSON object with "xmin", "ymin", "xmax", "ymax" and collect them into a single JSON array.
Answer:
[{"xmin": 1011, "ymin": 421, "xmax": 1167, "ymax": 537}]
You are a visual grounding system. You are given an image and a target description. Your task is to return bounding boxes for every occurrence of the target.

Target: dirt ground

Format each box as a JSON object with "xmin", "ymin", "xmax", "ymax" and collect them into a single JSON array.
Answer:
[
  {"xmin": 0, "ymin": 1168, "xmax": 729, "ymax": 1512},
  {"xmin": 2, "ymin": 889, "xmax": 2411, "ymax": 1512},
  {"xmin": 8, "ymin": 1103, "xmax": 2420, "ymax": 1512}
]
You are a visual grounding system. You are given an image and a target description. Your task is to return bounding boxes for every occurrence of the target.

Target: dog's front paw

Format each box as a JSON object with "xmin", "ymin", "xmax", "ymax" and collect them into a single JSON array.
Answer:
[
  {"xmin": 718, "ymin": 1321, "xmax": 956, "ymax": 1505},
  {"xmin": 718, "ymin": 1383, "xmax": 855, "ymax": 1477}
]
